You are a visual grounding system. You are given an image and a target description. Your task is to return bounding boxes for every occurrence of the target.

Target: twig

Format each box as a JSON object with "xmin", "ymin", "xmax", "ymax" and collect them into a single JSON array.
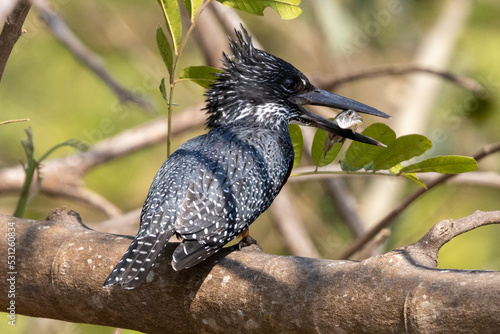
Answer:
[
  {"xmin": 354, "ymin": 228, "xmax": 391, "ymax": 260},
  {"xmin": 0, "ymin": 0, "xmax": 31, "ymax": 82},
  {"xmin": 92, "ymin": 208, "xmax": 141, "ymax": 235},
  {"xmin": 46, "ymin": 186, "xmax": 123, "ymax": 218},
  {"xmin": 339, "ymin": 142, "xmax": 500, "ymax": 259},
  {"xmin": 31, "ymin": 0, "xmax": 153, "ymax": 111},
  {"xmin": 289, "ymin": 168, "xmax": 500, "ymax": 189},
  {"xmin": 311, "ymin": 64, "xmax": 484, "ymax": 93},
  {"xmin": 301, "ymin": 126, "xmax": 366, "ymax": 240},
  {"xmin": 0, "ymin": 0, "xmax": 20, "ymax": 27},
  {"xmin": 0, "ymin": 118, "xmax": 29, "ymax": 125},
  {"xmin": 164, "ymin": 0, "xmax": 212, "ymax": 156},
  {"xmin": 403, "ymin": 210, "xmax": 500, "ymax": 268}
]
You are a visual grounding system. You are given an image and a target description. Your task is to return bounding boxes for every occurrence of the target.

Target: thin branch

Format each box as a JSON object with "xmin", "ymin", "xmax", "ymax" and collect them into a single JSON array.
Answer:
[
  {"xmin": 0, "ymin": 0, "xmax": 20, "ymax": 27},
  {"xmin": 92, "ymin": 208, "xmax": 141, "ymax": 235},
  {"xmin": 310, "ymin": 64, "xmax": 485, "ymax": 93},
  {"xmin": 165, "ymin": 0, "xmax": 212, "ymax": 156},
  {"xmin": 0, "ymin": 0, "xmax": 31, "ymax": 82},
  {"xmin": 339, "ymin": 142, "xmax": 500, "ymax": 259},
  {"xmin": 300, "ymin": 126, "xmax": 366, "ymax": 244},
  {"xmin": 403, "ymin": 210, "xmax": 500, "ymax": 268},
  {"xmin": 31, "ymin": 0, "xmax": 153, "ymax": 111},
  {"xmin": 289, "ymin": 167, "xmax": 500, "ymax": 189},
  {"xmin": 0, "ymin": 118, "xmax": 29, "ymax": 125},
  {"xmin": 46, "ymin": 186, "xmax": 123, "ymax": 218}
]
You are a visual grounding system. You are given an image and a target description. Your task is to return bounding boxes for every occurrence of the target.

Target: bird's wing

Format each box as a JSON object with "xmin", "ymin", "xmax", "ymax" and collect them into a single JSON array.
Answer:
[
  {"xmin": 103, "ymin": 153, "xmax": 195, "ymax": 288},
  {"xmin": 171, "ymin": 142, "xmax": 269, "ymax": 270},
  {"xmin": 174, "ymin": 147, "xmax": 246, "ymax": 242}
]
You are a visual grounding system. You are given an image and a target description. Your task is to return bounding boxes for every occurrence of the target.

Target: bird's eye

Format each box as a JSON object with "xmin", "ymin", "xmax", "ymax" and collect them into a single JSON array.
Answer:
[{"xmin": 283, "ymin": 77, "xmax": 298, "ymax": 91}]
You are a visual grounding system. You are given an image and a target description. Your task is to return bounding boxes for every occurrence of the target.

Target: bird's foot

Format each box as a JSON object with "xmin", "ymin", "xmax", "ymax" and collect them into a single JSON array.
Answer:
[{"xmin": 239, "ymin": 234, "xmax": 258, "ymax": 250}]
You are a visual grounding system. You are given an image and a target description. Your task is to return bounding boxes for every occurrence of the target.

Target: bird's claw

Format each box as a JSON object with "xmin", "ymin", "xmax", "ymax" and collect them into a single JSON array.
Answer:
[{"xmin": 239, "ymin": 235, "xmax": 258, "ymax": 250}]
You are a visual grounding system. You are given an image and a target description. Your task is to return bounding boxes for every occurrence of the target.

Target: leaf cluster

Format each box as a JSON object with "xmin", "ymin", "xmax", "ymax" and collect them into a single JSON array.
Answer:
[{"xmin": 290, "ymin": 123, "xmax": 477, "ymax": 188}]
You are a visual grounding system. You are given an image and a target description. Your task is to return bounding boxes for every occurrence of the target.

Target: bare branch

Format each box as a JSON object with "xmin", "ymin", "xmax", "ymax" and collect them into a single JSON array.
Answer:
[
  {"xmin": 290, "ymin": 167, "xmax": 500, "ymax": 189},
  {"xmin": 92, "ymin": 208, "xmax": 140, "ymax": 235},
  {"xmin": 310, "ymin": 64, "xmax": 485, "ymax": 93},
  {"xmin": 0, "ymin": 118, "xmax": 30, "ymax": 125},
  {"xmin": 1, "ymin": 209, "xmax": 499, "ymax": 333},
  {"xmin": 31, "ymin": 0, "xmax": 153, "ymax": 111},
  {"xmin": 0, "ymin": 0, "xmax": 31, "ymax": 82},
  {"xmin": 404, "ymin": 210, "xmax": 500, "ymax": 268}
]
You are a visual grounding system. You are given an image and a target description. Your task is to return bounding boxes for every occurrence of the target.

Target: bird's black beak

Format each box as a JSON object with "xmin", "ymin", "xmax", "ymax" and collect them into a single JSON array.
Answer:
[
  {"xmin": 289, "ymin": 88, "xmax": 391, "ymax": 119},
  {"xmin": 294, "ymin": 106, "xmax": 385, "ymax": 146},
  {"xmin": 289, "ymin": 88, "xmax": 390, "ymax": 146}
]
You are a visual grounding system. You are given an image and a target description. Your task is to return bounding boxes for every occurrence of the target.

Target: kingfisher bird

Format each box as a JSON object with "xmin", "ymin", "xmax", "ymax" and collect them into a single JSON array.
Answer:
[{"xmin": 103, "ymin": 27, "xmax": 390, "ymax": 289}]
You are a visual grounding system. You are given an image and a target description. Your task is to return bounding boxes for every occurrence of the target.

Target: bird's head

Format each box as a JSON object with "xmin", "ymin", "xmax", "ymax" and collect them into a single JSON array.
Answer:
[{"xmin": 205, "ymin": 26, "xmax": 390, "ymax": 146}]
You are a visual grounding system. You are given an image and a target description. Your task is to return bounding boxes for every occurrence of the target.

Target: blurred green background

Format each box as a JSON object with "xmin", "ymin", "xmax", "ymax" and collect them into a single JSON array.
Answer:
[{"xmin": 1, "ymin": 0, "xmax": 500, "ymax": 333}]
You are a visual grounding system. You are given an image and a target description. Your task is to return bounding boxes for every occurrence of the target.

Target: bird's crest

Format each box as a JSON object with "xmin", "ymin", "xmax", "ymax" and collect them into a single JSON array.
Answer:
[
  {"xmin": 204, "ymin": 26, "xmax": 299, "ymax": 129},
  {"xmin": 225, "ymin": 26, "xmax": 256, "ymax": 65}
]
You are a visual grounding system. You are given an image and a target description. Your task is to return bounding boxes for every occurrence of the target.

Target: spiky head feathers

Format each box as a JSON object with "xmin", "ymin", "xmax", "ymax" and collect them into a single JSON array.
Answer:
[{"xmin": 205, "ymin": 27, "xmax": 314, "ymax": 129}]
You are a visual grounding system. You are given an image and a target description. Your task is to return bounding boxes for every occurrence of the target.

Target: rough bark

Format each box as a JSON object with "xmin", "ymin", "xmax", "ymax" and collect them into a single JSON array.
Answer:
[{"xmin": 1, "ymin": 209, "xmax": 499, "ymax": 333}]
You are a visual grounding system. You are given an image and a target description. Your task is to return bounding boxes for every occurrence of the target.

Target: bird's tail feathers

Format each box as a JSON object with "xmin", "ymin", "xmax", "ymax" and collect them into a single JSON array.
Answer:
[
  {"xmin": 103, "ymin": 231, "xmax": 172, "ymax": 289},
  {"xmin": 171, "ymin": 241, "xmax": 218, "ymax": 271}
]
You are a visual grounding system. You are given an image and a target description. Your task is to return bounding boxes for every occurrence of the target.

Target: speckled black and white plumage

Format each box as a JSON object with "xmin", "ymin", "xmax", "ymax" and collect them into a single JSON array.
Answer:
[{"xmin": 104, "ymin": 27, "xmax": 389, "ymax": 289}]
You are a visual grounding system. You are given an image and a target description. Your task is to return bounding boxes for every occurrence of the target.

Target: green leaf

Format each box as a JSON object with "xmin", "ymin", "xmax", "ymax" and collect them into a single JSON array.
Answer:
[
  {"xmin": 182, "ymin": 0, "xmax": 204, "ymax": 20},
  {"xmin": 156, "ymin": 26, "xmax": 173, "ymax": 76},
  {"xmin": 14, "ymin": 129, "xmax": 86, "ymax": 218},
  {"xmin": 389, "ymin": 163, "xmax": 403, "ymax": 174},
  {"xmin": 159, "ymin": 78, "xmax": 168, "ymax": 102},
  {"xmin": 403, "ymin": 173, "xmax": 427, "ymax": 189},
  {"xmin": 179, "ymin": 66, "xmax": 221, "ymax": 88},
  {"xmin": 311, "ymin": 128, "xmax": 342, "ymax": 167},
  {"xmin": 342, "ymin": 123, "xmax": 395, "ymax": 171},
  {"xmin": 373, "ymin": 134, "xmax": 432, "ymax": 170},
  {"xmin": 217, "ymin": 0, "xmax": 302, "ymax": 20},
  {"xmin": 400, "ymin": 156, "xmax": 478, "ymax": 174},
  {"xmin": 158, "ymin": 0, "xmax": 182, "ymax": 52},
  {"xmin": 288, "ymin": 124, "xmax": 302, "ymax": 168},
  {"xmin": 159, "ymin": 79, "xmax": 179, "ymax": 105},
  {"xmin": 182, "ymin": 0, "xmax": 192, "ymax": 18}
]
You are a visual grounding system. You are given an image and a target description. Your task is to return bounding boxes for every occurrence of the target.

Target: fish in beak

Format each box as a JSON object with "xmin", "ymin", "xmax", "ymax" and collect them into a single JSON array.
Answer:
[{"xmin": 289, "ymin": 88, "xmax": 390, "ymax": 146}]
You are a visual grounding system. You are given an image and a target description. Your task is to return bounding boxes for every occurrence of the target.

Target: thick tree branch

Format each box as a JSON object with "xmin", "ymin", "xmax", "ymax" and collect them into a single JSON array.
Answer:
[{"xmin": 1, "ymin": 209, "xmax": 499, "ymax": 333}]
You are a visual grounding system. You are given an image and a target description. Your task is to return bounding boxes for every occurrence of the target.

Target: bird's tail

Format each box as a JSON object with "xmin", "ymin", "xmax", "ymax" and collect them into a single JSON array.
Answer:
[
  {"xmin": 171, "ymin": 240, "xmax": 219, "ymax": 271},
  {"xmin": 103, "ymin": 233, "xmax": 170, "ymax": 289}
]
